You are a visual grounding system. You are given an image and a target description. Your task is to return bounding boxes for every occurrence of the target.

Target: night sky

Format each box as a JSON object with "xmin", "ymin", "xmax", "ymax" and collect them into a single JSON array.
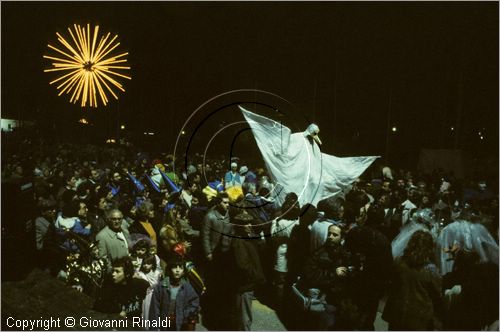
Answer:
[{"xmin": 2, "ymin": 2, "xmax": 498, "ymax": 164}]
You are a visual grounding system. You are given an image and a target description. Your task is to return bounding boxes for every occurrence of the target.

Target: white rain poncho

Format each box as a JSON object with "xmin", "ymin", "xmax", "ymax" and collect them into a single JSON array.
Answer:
[
  {"xmin": 436, "ymin": 219, "xmax": 499, "ymax": 275},
  {"xmin": 240, "ymin": 106, "xmax": 378, "ymax": 207},
  {"xmin": 391, "ymin": 208, "xmax": 440, "ymax": 259}
]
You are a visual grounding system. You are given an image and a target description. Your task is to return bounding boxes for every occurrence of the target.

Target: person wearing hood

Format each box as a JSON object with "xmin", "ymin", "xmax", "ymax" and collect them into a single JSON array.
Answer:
[
  {"xmin": 239, "ymin": 166, "xmax": 257, "ymax": 186},
  {"xmin": 224, "ymin": 162, "xmax": 242, "ymax": 189}
]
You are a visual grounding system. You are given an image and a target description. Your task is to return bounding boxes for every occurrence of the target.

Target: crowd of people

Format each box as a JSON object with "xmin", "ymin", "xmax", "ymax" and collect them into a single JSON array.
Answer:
[{"xmin": 2, "ymin": 136, "xmax": 499, "ymax": 331}]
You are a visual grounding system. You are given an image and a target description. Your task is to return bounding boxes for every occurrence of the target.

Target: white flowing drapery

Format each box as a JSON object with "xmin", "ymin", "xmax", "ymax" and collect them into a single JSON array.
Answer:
[{"xmin": 240, "ymin": 106, "xmax": 378, "ymax": 207}]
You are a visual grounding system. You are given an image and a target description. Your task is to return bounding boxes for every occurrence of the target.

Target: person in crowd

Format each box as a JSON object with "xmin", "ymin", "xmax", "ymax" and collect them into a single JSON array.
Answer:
[
  {"xmin": 76, "ymin": 200, "xmax": 91, "ymax": 227},
  {"xmin": 89, "ymin": 168, "xmax": 102, "ymax": 188},
  {"xmin": 129, "ymin": 201, "xmax": 158, "ymax": 243},
  {"xmin": 136, "ymin": 254, "xmax": 163, "ymax": 321},
  {"xmin": 401, "ymin": 186, "xmax": 420, "ymax": 226},
  {"xmin": 239, "ymin": 165, "xmax": 257, "ymax": 186},
  {"xmin": 75, "ymin": 180, "xmax": 93, "ymax": 204},
  {"xmin": 150, "ymin": 165, "xmax": 165, "ymax": 190},
  {"xmin": 56, "ymin": 174, "xmax": 78, "ymax": 204},
  {"xmin": 419, "ymin": 191, "xmax": 433, "ymax": 209},
  {"xmin": 372, "ymin": 191, "xmax": 402, "ymax": 242},
  {"xmin": 189, "ymin": 175, "xmax": 204, "ymax": 201},
  {"xmin": 35, "ymin": 198, "xmax": 57, "ymax": 252},
  {"xmin": 54, "ymin": 200, "xmax": 92, "ymax": 255},
  {"xmin": 35, "ymin": 198, "xmax": 58, "ymax": 270},
  {"xmin": 187, "ymin": 193, "xmax": 208, "ymax": 231},
  {"xmin": 149, "ymin": 255, "xmax": 200, "ymax": 331},
  {"xmin": 149, "ymin": 240, "xmax": 164, "ymax": 270},
  {"xmin": 130, "ymin": 238, "xmax": 151, "ymax": 272},
  {"xmin": 287, "ymin": 203, "xmax": 316, "ymax": 285},
  {"xmin": 118, "ymin": 197, "xmax": 137, "ymax": 231},
  {"xmin": 382, "ymin": 230, "xmax": 443, "ymax": 330},
  {"xmin": 159, "ymin": 207, "xmax": 192, "ymax": 260},
  {"xmin": 381, "ymin": 180, "xmax": 392, "ymax": 195},
  {"xmin": 180, "ymin": 181, "xmax": 197, "ymax": 208},
  {"xmin": 107, "ymin": 170, "xmax": 124, "ymax": 198},
  {"xmin": 343, "ymin": 191, "xmax": 393, "ymax": 330},
  {"xmin": 242, "ymin": 182, "xmax": 271, "ymax": 227},
  {"xmin": 391, "ymin": 208, "xmax": 439, "ymax": 259},
  {"xmin": 442, "ymin": 247, "xmax": 499, "ymax": 330},
  {"xmin": 270, "ymin": 192, "xmax": 300, "ymax": 304},
  {"xmin": 436, "ymin": 205, "xmax": 499, "ymax": 275},
  {"xmin": 95, "ymin": 208, "xmax": 131, "ymax": 269},
  {"xmin": 228, "ymin": 212, "xmax": 266, "ymax": 330},
  {"xmin": 201, "ymin": 192, "xmax": 233, "ymax": 263},
  {"xmin": 303, "ymin": 224, "xmax": 352, "ymax": 330},
  {"xmin": 87, "ymin": 194, "xmax": 111, "ymax": 237},
  {"xmin": 94, "ymin": 256, "xmax": 149, "ymax": 320},
  {"xmin": 224, "ymin": 162, "xmax": 242, "ymax": 189},
  {"xmin": 200, "ymin": 192, "xmax": 234, "ymax": 328},
  {"xmin": 310, "ymin": 197, "xmax": 344, "ymax": 253},
  {"xmin": 441, "ymin": 247, "xmax": 478, "ymax": 312},
  {"xmin": 33, "ymin": 166, "xmax": 55, "ymax": 202}
]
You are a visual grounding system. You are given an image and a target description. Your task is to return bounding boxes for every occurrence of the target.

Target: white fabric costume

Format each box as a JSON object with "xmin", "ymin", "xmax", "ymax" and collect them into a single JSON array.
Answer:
[{"xmin": 240, "ymin": 106, "xmax": 378, "ymax": 207}]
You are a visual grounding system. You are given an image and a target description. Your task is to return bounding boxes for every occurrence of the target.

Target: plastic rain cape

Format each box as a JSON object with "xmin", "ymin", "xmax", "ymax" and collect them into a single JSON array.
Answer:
[
  {"xmin": 436, "ymin": 220, "xmax": 499, "ymax": 275},
  {"xmin": 240, "ymin": 106, "xmax": 378, "ymax": 207},
  {"xmin": 392, "ymin": 208, "xmax": 440, "ymax": 260}
]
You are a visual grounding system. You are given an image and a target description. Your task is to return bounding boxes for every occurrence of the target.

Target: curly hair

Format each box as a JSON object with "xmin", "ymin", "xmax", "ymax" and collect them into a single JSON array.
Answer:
[
  {"xmin": 402, "ymin": 230, "xmax": 435, "ymax": 269},
  {"xmin": 112, "ymin": 256, "xmax": 135, "ymax": 279}
]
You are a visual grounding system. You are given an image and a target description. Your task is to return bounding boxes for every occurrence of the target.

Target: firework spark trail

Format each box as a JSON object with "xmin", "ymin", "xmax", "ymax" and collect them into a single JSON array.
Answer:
[{"xmin": 44, "ymin": 23, "xmax": 131, "ymax": 108}]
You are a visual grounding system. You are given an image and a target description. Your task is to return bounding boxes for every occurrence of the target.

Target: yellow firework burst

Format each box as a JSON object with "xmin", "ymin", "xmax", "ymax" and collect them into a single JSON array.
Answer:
[{"xmin": 44, "ymin": 23, "xmax": 131, "ymax": 108}]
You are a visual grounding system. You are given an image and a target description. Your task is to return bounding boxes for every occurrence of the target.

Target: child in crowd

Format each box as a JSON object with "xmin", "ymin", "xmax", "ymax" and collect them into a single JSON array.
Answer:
[
  {"xmin": 149, "ymin": 255, "xmax": 200, "ymax": 331},
  {"xmin": 136, "ymin": 254, "xmax": 163, "ymax": 320},
  {"xmin": 94, "ymin": 256, "xmax": 149, "ymax": 320},
  {"xmin": 130, "ymin": 238, "xmax": 150, "ymax": 272}
]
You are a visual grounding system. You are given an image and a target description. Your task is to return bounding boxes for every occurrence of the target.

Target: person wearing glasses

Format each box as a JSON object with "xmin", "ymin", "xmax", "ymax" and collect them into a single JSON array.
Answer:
[{"xmin": 96, "ymin": 208, "xmax": 131, "ymax": 269}]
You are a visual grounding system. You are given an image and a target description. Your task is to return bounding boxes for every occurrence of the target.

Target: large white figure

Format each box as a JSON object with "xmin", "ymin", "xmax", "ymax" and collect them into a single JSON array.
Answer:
[{"xmin": 240, "ymin": 106, "xmax": 378, "ymax": 207}]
